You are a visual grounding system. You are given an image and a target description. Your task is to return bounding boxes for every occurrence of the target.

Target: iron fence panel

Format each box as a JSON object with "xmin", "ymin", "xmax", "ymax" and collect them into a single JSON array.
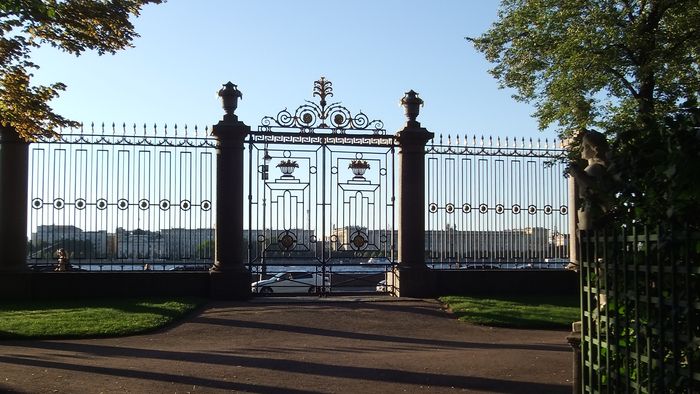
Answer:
[
  {"xmin": 27, "ymin": 124, "xmax": 216, "ymax": 271},
  {"xmin": 425, "ymin": 135, "xmax": 570, "ymax": 268}
]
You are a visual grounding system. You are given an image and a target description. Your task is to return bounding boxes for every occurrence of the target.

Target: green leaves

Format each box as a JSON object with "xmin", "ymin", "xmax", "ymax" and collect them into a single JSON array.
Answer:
[
  {"xmin": 470, "ymin": 0, "xmax": 700, "ymax": 135},
  {"xmin": 0, "ymin": 0, "xmax": 163, "ymax": 140},
  {"xmin": 471, "ymin": 0, "xmax": 700, "ymax": 226}
]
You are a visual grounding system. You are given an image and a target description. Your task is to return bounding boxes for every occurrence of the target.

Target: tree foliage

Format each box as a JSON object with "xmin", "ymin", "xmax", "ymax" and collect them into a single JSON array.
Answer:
[
  {"xmin": 469, "ymin": 0, "xmax": 700, "ymax": 226},
  {"xmin": 0, "ymin": 0, "xmax": 161, "ymax": 140}
]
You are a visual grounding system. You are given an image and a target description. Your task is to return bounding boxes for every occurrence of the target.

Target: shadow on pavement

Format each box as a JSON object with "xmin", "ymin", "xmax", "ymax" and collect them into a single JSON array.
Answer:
[{"xmin": 0, "ymin": 350, "xmax": 569, "ymax": 394}]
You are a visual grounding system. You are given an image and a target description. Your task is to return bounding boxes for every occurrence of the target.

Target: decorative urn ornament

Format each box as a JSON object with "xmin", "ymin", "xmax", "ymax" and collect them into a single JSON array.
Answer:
[
  {"xmin": 277, "ymin": 159, "xmax": 299, "ymax": 178},
  {"xmin": 349, "ymin": 160, "xmax": 370, "ymax": 180},
  {"xmin": 400, "ymin": 90, "xmax": 423, "ymax": 122}
]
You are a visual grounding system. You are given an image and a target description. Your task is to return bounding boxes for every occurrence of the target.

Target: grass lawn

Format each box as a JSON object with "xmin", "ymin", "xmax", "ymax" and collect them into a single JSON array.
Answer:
[
  {"xmin": 440, "ymin": 294, "xmax": 580, "ymax": 329},
  {"xmin": 0, "ymin": 297, "xmax": 204, "ymax": 339}
]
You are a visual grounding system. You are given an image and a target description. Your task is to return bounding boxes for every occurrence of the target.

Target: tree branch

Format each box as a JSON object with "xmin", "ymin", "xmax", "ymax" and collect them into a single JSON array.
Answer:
[{"xmin": 605, "ymin": 66, "xmax": 640, "ymax": 98}]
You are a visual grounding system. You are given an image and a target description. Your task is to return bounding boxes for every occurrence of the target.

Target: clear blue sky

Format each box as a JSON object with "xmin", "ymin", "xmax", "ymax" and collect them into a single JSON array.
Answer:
[{"xmin": 32, "ymin": 0, "xmax": 557, "ymax": 141}]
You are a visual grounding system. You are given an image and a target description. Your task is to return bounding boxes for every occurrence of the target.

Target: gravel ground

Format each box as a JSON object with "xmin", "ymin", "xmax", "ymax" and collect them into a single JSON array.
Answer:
[{"xmin": 0, "ymin": 296, "xmax": 573, "ymax": 393}]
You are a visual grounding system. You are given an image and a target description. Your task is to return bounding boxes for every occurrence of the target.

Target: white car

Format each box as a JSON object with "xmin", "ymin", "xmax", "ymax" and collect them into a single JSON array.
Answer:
[{"xmin": 251, "ymin": 271, "xmax": 331, "ymax": 294}]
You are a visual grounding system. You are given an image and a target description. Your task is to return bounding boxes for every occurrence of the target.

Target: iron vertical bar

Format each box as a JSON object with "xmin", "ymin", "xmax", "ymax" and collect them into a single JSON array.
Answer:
[
  {"xmin": 655, "ymin": 225, "xmax": 665, "ymax": 393},
  {"xmin": 621, "ymin": 225, "xmax": 631, "ymax": 390},
  {"xmin": 584, "ymin": 229, "xmax": 593, "ymax": 392},
  {"xmin": 321, "ymin": 142, "xmax": 327, "ymax": 293},
  {"xmin": 247, "ymin": 138, "xmax": 253, "ymax": 272},
  {"xmin": 602, "ymin": 226, "xmax": 610, "ymax": 390},
  {"xmin": 633, "ymin": 225, "xmax": 641, "ymax": 393},
  {"xmin": 579, "ymin": 237, "xmax": 585, "ymax": 393},
  {"xmin": 391, "ymin": 145, "xmax": 396, "ymax": 266},
  {"xmin": 685, "ymin": 226, "xmax": 696, "ymax": 392},
  {"xmin": 594, "ymin": 229, "xmax": 602, "ymax": 392},
  {"xmin": 670, "ymin": 226, "xmax": 679, "ymax": 389},
  {"xmin": 644, "ymin": 227, "xmax": 652, "ymax": 393}
]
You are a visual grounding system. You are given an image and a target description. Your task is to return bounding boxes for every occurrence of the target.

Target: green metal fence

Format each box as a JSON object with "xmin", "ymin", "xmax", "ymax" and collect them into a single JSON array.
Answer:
[{"xmin": 580, "ymin": 226, "xmax": 700, "ymax": 393}]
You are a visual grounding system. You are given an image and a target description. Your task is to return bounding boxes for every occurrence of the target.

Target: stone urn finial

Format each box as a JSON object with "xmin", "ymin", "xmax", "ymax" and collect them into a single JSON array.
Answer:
[
  {"xmin": 218, "ymin": 82, "xmax": 243, "ymax": 117},
  {"xmin": 400, "ymin": 90, "xmax": 424, "ymax": 122}
]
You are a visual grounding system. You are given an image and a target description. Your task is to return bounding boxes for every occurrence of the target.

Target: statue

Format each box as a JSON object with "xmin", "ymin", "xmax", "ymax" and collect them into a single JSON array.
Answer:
[
  {"xmin": 569, "ymin": 129, "xmax": 610, "ymax": 231},
  {"xmin": 568, "ymin": 129, "xmax": 611, "ymax": 312},
  {"xmin": 55, "ymin": 248, "xmax": 69, "ymax": 272}
]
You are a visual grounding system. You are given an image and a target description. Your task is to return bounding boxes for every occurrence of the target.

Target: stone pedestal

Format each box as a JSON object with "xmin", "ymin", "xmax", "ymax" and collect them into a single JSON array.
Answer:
[
  {"xmin": 390, "ymin": 265, "xmax": 435, "ymax": 298},
  {"xmin": 208, "ymin": 82, "xmax": 252, "ymax": 299},
  {"xmin": 0, "ymin": 126, "xmax": 29, "ymax": 273},
  {"xmin": 209, "ymin": 269, "xmax": 252, "ymax": 300},
  {"xmin": 210, "ymin": 116, "xmax": 249, "ymax": 273},
  {"xmin": 567, "ymin": 320, "xmax": 582, "ymax": 394},
  {"xmin": 394, "ymin": 90, "xmax": 434, "ymax": 297}
]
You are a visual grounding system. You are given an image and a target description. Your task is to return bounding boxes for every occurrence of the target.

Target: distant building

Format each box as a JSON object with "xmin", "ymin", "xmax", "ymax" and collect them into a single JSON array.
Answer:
[
  {"xmin": 115, "ymin": 228, "xmax": 164, "ymax": 259},
  {"xmin": 30, "ymin": 225, "xmax": 85, "ymax": 258},
  {"xmin": 82, "ymin": 230, "xmax": 108, "ymax": 257},
  {"xmin": 31, "ymin": 225, "xmax": 83, "ymax": 246},
  {"xmin": 161, "ymin": 228, "xmax": 213, "ymax": 259},
  {"xmin": 426, "ymin": 226, "xmax": 566, "ymax": 261}
]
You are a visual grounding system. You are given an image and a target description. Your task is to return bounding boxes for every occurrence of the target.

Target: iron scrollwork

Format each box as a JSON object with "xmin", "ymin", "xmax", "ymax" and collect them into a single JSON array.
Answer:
[{"xmin": 259, "ymin": 77, "xmax": 385, "ymax": 134}]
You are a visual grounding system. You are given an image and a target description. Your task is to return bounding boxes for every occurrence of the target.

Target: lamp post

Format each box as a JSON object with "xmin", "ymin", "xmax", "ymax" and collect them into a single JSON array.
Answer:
[
  {"xmin": 261, "ymin": 146, "xmax": 272, "ymax": 181},
  {"xmin": 260, "ymin": 147, "xmax": 271, "ymax": 276}
]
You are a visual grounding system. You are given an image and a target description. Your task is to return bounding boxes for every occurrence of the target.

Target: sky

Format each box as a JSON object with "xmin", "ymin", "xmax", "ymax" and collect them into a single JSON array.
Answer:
[{"xmin": 30, "ymin": 0, "xmax": 559, "ymax": 142}]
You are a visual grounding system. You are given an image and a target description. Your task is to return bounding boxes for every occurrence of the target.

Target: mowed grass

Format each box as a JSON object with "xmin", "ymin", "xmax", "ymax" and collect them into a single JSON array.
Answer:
[
  {"xmin": 440, "ymin": 295, "xmax": 580, "ymax": 329},
  {"xmin": 0, "ymin": 297, "xmax": 204, "ymax": 339}
]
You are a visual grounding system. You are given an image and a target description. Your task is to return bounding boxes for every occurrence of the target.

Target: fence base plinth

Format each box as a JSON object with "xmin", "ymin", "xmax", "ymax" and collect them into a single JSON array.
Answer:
[
  {"xmin": 209, "ymin": 269, "xmax": 252, "ymax": 300},
  {"xmin": 391, "ymin": 266, "xmax": 435, "ymax": 298},
  {"xmin": 0, "ymin": 272, "xmax": 31, "ymax": 299}
]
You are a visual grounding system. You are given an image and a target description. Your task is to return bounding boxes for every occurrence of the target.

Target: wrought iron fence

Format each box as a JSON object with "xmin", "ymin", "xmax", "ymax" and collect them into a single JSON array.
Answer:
[
  {"xmin": 26, "ymin": 122, "xmax": 572, "ymax": 277},
  {"xmin": 425, "ymin": 134, "xmax": 570, "ymax": 269},
  {"xmin": 27, "ymin": 123, "xmax": 216, "ymax": 271},
  {"xmin": 580, "ymin": 226, "xmax": 700, "ymax": 393}
]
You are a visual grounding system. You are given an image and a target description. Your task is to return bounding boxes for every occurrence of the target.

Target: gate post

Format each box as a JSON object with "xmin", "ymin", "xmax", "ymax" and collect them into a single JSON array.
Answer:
[
  {"xmin": 0, "ymin": 125, "xmax": 29, "ymax": 273},
  {"xmin": 392, "ymin": 90, "xmax": 434, "ymax": 297},
  {"xmin": 209, "ymin": 82, "xmax": 252, "ymax": 299}
]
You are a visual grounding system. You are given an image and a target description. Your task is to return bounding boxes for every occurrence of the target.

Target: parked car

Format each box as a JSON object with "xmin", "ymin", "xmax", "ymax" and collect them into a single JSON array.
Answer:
[
  {"xmin": 362, "ymin": 257, "xmax": 391, "ymax": 265},
  {"xmin": 28, "ymin": 263, "xmax": 87, "ymax": 272},
  {"xmin": 169, "ymin": 265, "xmax": 209, "ymax": 271},
  {"xmin": 251, "ymin": 271, "xmax": 330, "ymax": 294}
]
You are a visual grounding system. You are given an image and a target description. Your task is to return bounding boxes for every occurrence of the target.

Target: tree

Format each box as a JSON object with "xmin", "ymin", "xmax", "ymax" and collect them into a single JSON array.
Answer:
[
  {"xmin": 469, "ymin": 0, "xmax": 700, "ymax": 225},
  {"xmin": 0, "ymin": 0, "xmax": 162, "ymax": 140},
  {"xmin": 196, "ymin": 239, "xmax": 214, "ymax": 259}
]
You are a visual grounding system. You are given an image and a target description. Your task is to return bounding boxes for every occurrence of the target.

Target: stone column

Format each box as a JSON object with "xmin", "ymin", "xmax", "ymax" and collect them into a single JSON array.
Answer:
[
  {"xmin": 562, "ymin": 138, "xmax": 579, "ymax": 269},
  {"xmin": 568, "ymin": 175, "xmax": 578, "ymax": 265},
  {"xmin": 0, "ymin": 126, "xmax": 29, "ymax": 272},
  {"xmin": 209, "ymin": 82, "xmax": 252, "ymax": 299},
  {"xmin": 391, "ymin": 90, "xmax": 434, "ymax": 297}
]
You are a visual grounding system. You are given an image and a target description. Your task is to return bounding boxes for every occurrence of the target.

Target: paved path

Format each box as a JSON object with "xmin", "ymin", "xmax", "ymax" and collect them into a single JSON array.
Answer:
[{"xmin": 0, "ymin": 297, "xmax": 573, "ymax": 393}]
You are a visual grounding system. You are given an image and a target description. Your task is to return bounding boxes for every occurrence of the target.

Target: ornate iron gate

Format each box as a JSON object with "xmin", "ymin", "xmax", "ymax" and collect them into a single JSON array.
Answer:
[{"xmin": 247, "ymin": 78, "xmax": 396, "ymax": 294}]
